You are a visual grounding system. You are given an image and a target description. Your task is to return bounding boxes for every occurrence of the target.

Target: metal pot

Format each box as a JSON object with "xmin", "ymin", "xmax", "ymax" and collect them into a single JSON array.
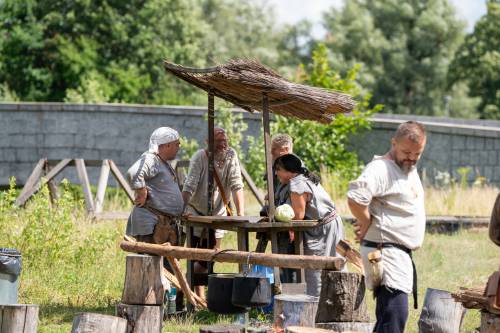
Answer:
[
  {"xmin": 207, "ymin": 273, "xmax": 247, "ymax": 314},
  {"xmin": 231, "ymin": 274, "xmax": 272, "ymax": 308}
]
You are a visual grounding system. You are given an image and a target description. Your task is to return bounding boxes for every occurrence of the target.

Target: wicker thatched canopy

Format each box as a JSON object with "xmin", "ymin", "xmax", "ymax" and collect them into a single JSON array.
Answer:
[{"xmin": 164, "ymin": 59, "xmax": 356, "ymax": 124}]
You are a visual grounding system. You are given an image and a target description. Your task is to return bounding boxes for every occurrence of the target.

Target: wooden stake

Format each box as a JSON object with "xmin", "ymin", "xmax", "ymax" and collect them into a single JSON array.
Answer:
[
  {"xmin": 75, "ymin": 159, "xmax": 95, "ymax": 213},
  {"xmin": 108, "ymin": 160, "xmax": 134, "ymax": 202},
  {"xmin": 94, "ymin": 159, "xmax": 110, "ymax": 214},
  {"xmin": 166, "ymin": 256, "xmax": 206, "ymax": 309}
]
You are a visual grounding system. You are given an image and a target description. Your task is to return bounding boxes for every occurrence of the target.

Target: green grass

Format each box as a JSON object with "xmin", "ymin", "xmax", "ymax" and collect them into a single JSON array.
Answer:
[{"xmin": 1, "ymin": 182, "xmax": 499, "ymax": 332}]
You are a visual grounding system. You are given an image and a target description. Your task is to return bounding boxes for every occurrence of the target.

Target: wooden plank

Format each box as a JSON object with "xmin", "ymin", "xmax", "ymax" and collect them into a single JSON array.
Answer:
[
  {"xmin": 207, "ymin": 91, "xmax": 215, "ymax": 215},
  {"xmin": 75, "ymin": 159, "xmax": 95, "ymax": 213},
  {"xmin": 44, "ymin": 161, "xmax": 59, "ymax": 205},
  {"xmin": 94, "ymin": 159, "xmax": 110, "ymax": 214},
  {"xmin": 239, "ymin": 163, "xmax": 265, "ymax": 207},
  {"xmin": 186, "ymin": 215, "xmax": 264, "ymax": 224},
  {"xmin": 262, "ymin": 93, "xmax": 275, "ymax": 221},
  {"xmin": 121, "ymin": 241, "xmax": 345, "ymax": 271},
  {"xmin": 94, "ymin": 211, "xmax": 130, "ymax": 220},
  {"xmin": 15, "ymin": 158, "xmax": 72, "ymax": 207},
  {"xmin": 108, "ymin": 160, "xmax": 134, "ymax": 202},
  {"xmin": 15, "ymin": 158, "xmax": 46, "ymax": 206}
]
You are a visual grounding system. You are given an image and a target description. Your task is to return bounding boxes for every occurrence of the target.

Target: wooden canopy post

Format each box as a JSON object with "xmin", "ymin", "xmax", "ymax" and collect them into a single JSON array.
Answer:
[
  {"xmin": 262, "ymin": 92, "xmax": 275, "ymax": 221},
  {"xmin": 207, "ymin": 90, "xmax": 215, "ymax": 215}
]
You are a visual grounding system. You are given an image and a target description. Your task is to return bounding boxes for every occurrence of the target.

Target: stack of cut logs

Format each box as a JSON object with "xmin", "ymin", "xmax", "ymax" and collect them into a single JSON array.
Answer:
[{"xmin": 452, "ymin": 282, "xmax": 500, "ymax": 333}]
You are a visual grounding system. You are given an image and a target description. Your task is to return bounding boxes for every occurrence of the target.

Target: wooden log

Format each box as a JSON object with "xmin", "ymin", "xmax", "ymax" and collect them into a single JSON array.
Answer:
[
  {"xmin": 75, "ymin": 159, "xmax": 95, "ymax": 213},
  {"xmin": 418, "ymin": 288, "xmax": 466, "ymax": 333},
  {"xmin": 122, "ymin": 254, "xmax": 166, "ymax": 305},
  {"xmin": 94, "ymin": 159, "xmax": 110, "ymax": 214},
  {"xmin": 315, "ymin": 322, "xmax": 373, "ymax": 332},
  {"xmin": 315, "ymin": 271, "xmax": 369, "ymax": 323},
  {"xmin": 274, "ymin": 294, "xmax": 318, "ymax": 329},
  {"xmin": 71, "ymin": 313, "xmax": 127, "ymax": 333},
  {"xmin": 116, "ymin": 303, "xmax": 162, "ymax": 333},
  {"xmin": 166, "ymin": 256, "xmax": 205, "ymax": 309},
  {"xmin": 0, "ymin": 304, "xmax": 39, "ymax": 333},
  {"xmin": 199, "ymin": 324, "xmax": 244, "ymax": 333},
  {"xmin": 451, "ymin": 285, "xmax": 487, "ymax": 309},
  {"xmin": 108, "ymin": 159, "xmax": 134, "ymax": 202},
  {"xmin": 335, "ymin": 240, "xmax": 364, "ymax": 274},
  {"xmin": 285, "ymin": 327, "xmax": 333, "ymax": 333},
  {"xmin": 481, "ymin": 311, "xmax": 500, "ymax": 333},
  {"xmin": 120, "ymin": 240, "xmax": 344, "ymax": 271}
]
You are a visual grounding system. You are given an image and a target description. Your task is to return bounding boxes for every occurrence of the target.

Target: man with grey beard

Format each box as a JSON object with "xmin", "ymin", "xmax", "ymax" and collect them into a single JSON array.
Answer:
[{"xmin": 347, "ymin": 121, "xmax": 427, "ymax": 333}]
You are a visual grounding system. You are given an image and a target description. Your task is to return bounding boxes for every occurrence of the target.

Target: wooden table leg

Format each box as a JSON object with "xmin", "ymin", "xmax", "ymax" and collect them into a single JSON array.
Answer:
[
  {"xmin": 270, "ymin": 230, "xmax": 282, "ymax": 293},
  {"xmin": 294, "ymin": 231, "xmax": 305, "ymax": 283},
  {"xmin": 186, "ymin": 225, "xmax": 194, "ymax": 312},
  {"xmin": 237, "ymin": 229, "xmax": 249, "ymax": 273}
]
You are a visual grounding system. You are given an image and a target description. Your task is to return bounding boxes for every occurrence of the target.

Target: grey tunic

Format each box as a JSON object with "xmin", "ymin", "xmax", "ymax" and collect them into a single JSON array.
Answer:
[
  {"xmin": 288, "ymin": 175, "xmax": 345, "ymax": 297},
  {"xmin": 126, "ymin": 152, "xmax": 184, "ymax": 236}
]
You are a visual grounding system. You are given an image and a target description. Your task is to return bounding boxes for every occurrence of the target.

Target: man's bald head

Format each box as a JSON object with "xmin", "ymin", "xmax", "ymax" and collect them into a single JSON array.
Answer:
[{"xmin": 394, "ymin": 121, "xmax": 426, "ymax": 144}]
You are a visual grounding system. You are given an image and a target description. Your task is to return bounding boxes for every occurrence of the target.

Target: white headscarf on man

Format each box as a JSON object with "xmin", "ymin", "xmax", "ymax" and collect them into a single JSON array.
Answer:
[{"xmin": 148, "ymin": 127, "xmax": 180, "ymax": 154}]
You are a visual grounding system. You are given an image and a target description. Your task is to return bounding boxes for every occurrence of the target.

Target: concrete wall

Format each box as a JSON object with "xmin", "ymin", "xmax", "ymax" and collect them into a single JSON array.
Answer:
[
  {"xmin": 1, "ymin": 102, "xmax": 500, "ymax": 187},
  {"xmin": 0, "ymin": 102, "xmax": 262, "ymax": 186}
]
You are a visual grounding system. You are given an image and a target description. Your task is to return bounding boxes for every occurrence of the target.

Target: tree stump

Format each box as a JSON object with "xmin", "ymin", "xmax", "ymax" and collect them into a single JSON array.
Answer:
[
  {"xmin": 122, "ymin": 254, "xmax": 166, "ymax": 305},
  {"xmin": 116, "ymin": 303, "xmax": 162, "ymax": 333},
  {"xmin": 315, "ymin": 322, "xmax": 373, "ymax": 332},
  {"xmin": 0, "ymin": 304, "xmax": 39, "ymax": 333},
  {"xmin": 71, "ymin": 313, "xmax": 127, "ymax": 333},
  {"xmin": 274, "ymin": 294, "xmax": 318, "ymax": 329},
  {"xmin": 199, "ymin": 324, "xmax": 245, "ymax": 333},
  {"xmin": 418, "ymin": 288, "xmax": 465, "ymax": 333},
  {"xmin": 315, "ymin": 271, "xmax": 369, "ymax": 323},
  {"xmin": 480, "ymin": 311, "xmax": 500, "ymax": 333}
]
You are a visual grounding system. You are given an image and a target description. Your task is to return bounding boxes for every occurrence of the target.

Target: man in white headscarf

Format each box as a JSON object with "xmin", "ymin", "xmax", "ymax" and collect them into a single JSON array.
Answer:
[{"xmin": 126, "ymin": 127, "xmax": 184, "ymax": 244}]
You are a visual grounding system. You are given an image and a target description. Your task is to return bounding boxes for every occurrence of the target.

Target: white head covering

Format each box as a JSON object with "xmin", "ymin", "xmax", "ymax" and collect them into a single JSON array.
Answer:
[{"xmin": 148, "ymin": 127, "xmax": 180, "ymax": 153}]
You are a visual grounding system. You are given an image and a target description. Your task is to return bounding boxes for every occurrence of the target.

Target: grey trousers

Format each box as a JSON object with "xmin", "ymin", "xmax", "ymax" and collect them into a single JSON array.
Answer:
[{"xmin": 303, "ymin": 216, "xmax": 344, "ymax": 297}]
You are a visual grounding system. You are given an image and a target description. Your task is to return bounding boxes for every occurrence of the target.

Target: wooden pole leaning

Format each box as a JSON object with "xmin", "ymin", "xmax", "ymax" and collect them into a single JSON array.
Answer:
[{"xmin": 120, "ymin": 240, "xmax": 345, "ymax": 271}]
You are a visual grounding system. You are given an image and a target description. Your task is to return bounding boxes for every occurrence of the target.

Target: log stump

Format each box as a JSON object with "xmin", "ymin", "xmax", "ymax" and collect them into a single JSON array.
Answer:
[
  {"xmin": 122, "ymin": 254, "xmax": 166, "ymax": 305},
  {"xmin": 315, "ymin": 322, "xmax": 373, "ymax": 332},
  {"xmin": 480, "ymin": 311, "xmax": 500, "ymax": 333},
  {"xmin": 274, "ymin": 294, "xmax": 318, "ymax": 329},
  {"xmin": 418, "ymin": 288, "xmax": 465, "ymax": 333},
  {"xmin": 315, "ymin": 271, "xmax": 369, "ymax": 323},
  {"xmin": 71, "ymin": 313, "xmax": 127, "ymax": 333},
  {"xmin": 0, "ymin": 304, "xmax": 39, "ymax": 333},
  {"xmin": 116, "ymin": 303, "xmax": 162, "ymax": 333},
  {"xmin": 199, "ymin": 324, "xmax": 245, "ymax": 333}
]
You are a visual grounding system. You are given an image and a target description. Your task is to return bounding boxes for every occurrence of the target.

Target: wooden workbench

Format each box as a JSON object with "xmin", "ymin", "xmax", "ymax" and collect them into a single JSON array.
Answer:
[{"xmin": 182, "ymin": 215, "xmax": 323, "ymax": 301}]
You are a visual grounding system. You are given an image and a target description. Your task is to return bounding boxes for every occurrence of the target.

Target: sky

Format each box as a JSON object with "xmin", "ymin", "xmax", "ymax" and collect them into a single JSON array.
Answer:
[{"xmin": 268, "ymin": 0, "xmax": 487, "ymax": 38}]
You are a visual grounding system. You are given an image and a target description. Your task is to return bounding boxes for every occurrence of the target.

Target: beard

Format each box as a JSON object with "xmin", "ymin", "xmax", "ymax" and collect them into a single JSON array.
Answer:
[{"xmin": 395, "ymin": 158, "xmax": 416, "ymax": 174}]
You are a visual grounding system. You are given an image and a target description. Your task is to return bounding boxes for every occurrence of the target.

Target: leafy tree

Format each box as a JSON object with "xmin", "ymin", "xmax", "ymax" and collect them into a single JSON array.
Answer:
[
  {"xmin": 0, "ymin": 0, "xmax": 210, "ymax": 104},
  {"xmin": 273, "ymin": 44, "xmax": 382, "ymax": 182},
  {"xmin": 322, "ymin": 0, "xmax": 467, "ymax": 116},
  {"xmin": 449, "ymin": 1, "xmax": 500, "ymax": 119}
]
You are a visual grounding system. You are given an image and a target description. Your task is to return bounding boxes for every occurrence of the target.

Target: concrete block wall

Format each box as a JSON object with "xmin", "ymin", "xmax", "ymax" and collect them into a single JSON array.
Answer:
[
  {"xmin": 0, "ymin": 102, "xmax": 262, "ymax": 186},
  {"xmin": 1, "ymin": 102, "xmax": 500, "ymax": 187}
]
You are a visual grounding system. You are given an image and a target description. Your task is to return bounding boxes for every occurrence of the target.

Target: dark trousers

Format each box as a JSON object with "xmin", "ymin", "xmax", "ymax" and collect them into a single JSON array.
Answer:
[
  {"xmin": 277, "ymin": 231, "xmax": 298, "ymax": 283},
  {"xmin": 374, "ymin": 286, "xmax": 408, "ymax": 333}
]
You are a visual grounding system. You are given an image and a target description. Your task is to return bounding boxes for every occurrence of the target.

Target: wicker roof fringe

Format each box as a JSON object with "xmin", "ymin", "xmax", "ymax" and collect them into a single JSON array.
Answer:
[{"xmin": 163, "ymin": 59, "xmax": 356, "ymax": 124}]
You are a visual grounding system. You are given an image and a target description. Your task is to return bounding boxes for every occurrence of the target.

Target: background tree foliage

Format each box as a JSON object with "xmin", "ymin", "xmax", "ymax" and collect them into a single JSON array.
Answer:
[
  {"xmin": 0, "ymin": 0, "xmax": 498, "ymax": 120},
  {"xmin": 321, "ymin": 0, "xmax": 474, "ymax": 117},
  {"xmin": 448, "ymin": 0, "xmax": 500, "ymax": 119}
]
